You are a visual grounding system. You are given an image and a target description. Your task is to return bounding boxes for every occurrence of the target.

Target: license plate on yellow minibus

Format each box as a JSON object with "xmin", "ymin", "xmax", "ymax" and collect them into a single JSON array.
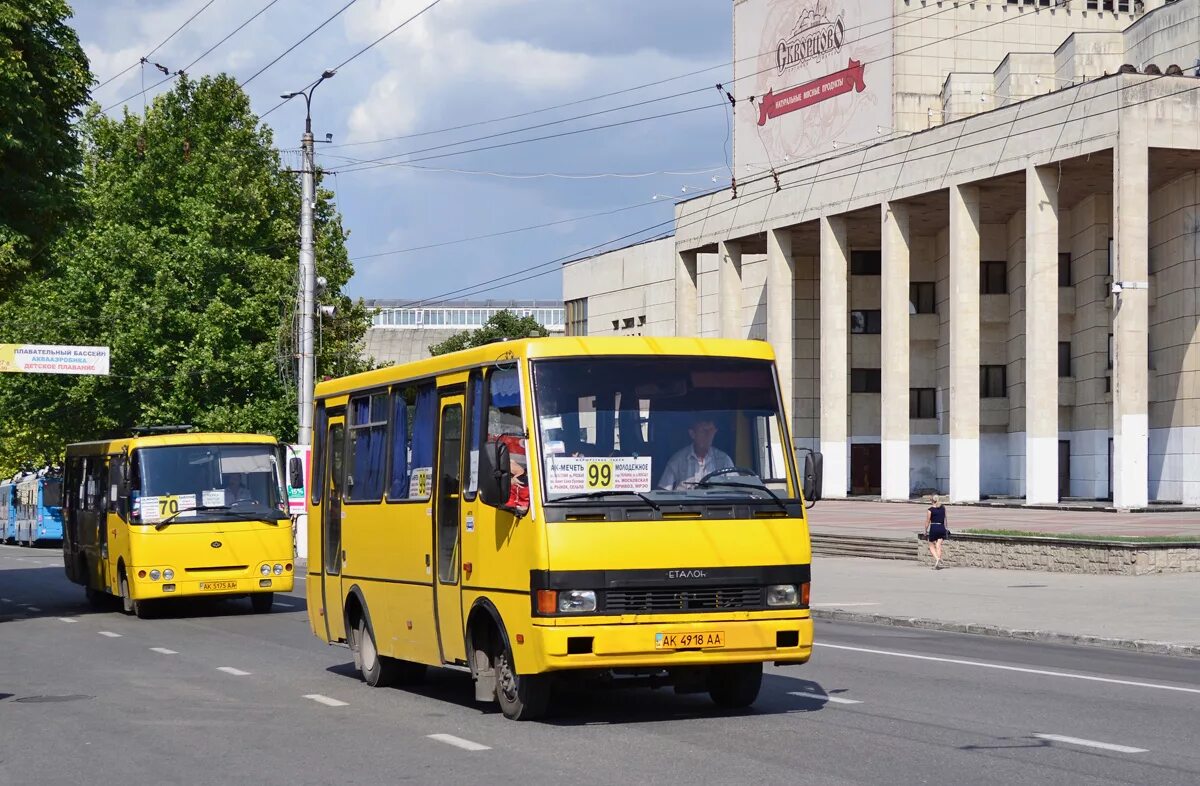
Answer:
[
  {"xmin": 199, "ymin": 581, "xmax": 237, "ymax": 591},
  {"xmin": 655, "ymin": 631, "xmax": 725, "ymax": 650}
]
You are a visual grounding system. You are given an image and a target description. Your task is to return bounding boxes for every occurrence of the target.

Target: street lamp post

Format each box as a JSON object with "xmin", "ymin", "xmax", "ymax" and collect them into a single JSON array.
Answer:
[{"xmin": 282, "ymin": 69, "xmax": 335, "ymax": 447}]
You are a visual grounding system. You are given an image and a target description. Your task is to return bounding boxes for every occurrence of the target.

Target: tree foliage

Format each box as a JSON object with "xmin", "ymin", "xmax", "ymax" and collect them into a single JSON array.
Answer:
[
  {"xmin": 428, "ymin": 310, "xmax": 550, "ymax": 356},
  {"xmin": 0, "ymin": 75, "xmax": 370, "ymax": 474},
  {"xmin": 0, "ymin": 0, "xmax": 91, "ymax": 291}
]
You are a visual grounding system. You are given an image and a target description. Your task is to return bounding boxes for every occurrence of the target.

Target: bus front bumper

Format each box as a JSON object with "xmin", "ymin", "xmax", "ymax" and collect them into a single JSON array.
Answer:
[{"xmin": 528, "ymin": 614, "xmax": 813, "ymax": 672}]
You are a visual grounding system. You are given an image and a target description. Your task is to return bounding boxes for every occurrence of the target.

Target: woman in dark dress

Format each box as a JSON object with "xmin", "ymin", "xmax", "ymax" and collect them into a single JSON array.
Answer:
[{"xmin": 924, "ymin": 495, "xmax": 948, "ymax": 569}]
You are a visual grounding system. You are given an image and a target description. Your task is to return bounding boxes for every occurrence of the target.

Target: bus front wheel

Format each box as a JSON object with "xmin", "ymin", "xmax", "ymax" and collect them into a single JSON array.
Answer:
[
  {"xmin": 707, "ymin": 662, "xmax": 763, "ymax": 709},
  {"xmin": 494, "ymin": 644, "xmax": 550, "ymax": 721},
  {"xmin": 352, "ymin": 618, "xmax": 399, "ymax": 688},
  {"xmin": 120, "ymin": 575, "xmax": 153, "ymax": 619}
]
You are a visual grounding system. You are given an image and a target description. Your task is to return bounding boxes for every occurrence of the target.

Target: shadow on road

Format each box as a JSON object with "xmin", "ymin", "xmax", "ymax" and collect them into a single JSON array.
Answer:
[{"xmin": 323, "ymin": 659, "xmax": 838, "ymax": 725}]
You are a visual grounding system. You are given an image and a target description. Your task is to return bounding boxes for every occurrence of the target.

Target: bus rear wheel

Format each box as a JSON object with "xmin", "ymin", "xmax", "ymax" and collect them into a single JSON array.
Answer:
[
  {"xmin": 707, "ymin": 662, "xmax": 763, "ymax": 709},
  {"xmin": 494, "ymin": 644, "xmax": 550, "ymax": 721},
  {"xmin": 250, "ymin": 593, "xmax": 274, "ymax": 614},
  {"xmin": 352, "ymin": 618, "xmax": 399, "ymax": 688}
]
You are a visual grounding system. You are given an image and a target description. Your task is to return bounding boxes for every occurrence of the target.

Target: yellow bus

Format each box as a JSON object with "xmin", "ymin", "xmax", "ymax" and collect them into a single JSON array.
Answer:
[
  {"xmin": 307, "ymin": 337, "xmax": 822, "ymax": 719},
  {"xmin": 63, "ymin": 429, "xmax": 294, "ymax": 618}
]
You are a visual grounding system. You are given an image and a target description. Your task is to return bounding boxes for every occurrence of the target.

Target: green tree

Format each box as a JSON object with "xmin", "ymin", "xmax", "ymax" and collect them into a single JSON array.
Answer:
[
  {"xmin": 0, "ymin": 0, "xmax": 92, "ymax": 291},
  {"xmin": 428, "ymin": 310, "xmax": 550, "ymax": 356},
  {"xmin": 0, "ymin": 75, "xmax": 370, "ymax": 474}
]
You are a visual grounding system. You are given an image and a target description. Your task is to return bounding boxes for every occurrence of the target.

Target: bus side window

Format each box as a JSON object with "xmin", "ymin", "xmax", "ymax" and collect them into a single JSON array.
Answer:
[
  {"xmin": 465, "ymin": 370, "xmax": 484, "ymax": 500},
  {"xmin": 311, "ymin": 404, "xmax": 327, "ymax": 506},
  {"xmin": 479, "ymin": 366, "xmax": 523, "ymax": 508},
  {"xmin": 388, "ymin": 383, "xmax": 436, "ymax": 502}
]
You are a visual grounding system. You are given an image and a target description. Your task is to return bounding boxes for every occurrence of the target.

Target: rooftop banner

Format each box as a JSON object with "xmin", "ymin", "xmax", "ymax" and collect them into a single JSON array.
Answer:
[
  {"xmin": 0, "ymin": 344, "xmax": 111, "ymax": 376},
  {"xmin": 734, "ymin": 0, "xmax": 893, "ymax": 174}
]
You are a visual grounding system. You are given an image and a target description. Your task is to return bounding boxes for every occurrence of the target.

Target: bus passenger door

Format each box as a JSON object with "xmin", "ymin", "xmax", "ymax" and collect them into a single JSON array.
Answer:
[
  {"xmin": 321, "ymin": 413, "xmax": 348, "ymax": 642},
  {"xmin": 434, "ymin": 395, "xmax": 467, "ymax": 664}
]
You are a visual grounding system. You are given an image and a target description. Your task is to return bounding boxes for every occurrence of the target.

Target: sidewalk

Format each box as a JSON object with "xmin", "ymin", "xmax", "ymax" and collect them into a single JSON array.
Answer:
[
  {"xmin": 812, "ymin": 556, "xmax": 1200, "ymax": 657},
  {"xmin": 807, "ymin": 498, "xmax": 1200, "ymax": 540}
]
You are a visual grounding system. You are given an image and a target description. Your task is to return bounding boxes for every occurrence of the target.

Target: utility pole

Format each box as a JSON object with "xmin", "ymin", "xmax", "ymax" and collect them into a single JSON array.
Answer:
[{"xmin": 282, "ymin": 70, "xmax": 335, "ymax": 446}]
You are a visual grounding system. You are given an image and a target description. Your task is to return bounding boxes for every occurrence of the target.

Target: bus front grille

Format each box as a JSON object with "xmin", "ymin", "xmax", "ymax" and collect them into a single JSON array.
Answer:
[
  {"xmin": 605, "ymin": 586, "xmax": 764, "ymax": 613},
  {"xmin": 185, "ymin": 565, "xmax": 249, "ymax": 572}
]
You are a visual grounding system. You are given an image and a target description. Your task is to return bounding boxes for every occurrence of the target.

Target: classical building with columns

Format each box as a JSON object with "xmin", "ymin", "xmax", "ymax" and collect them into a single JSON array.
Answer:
[{"xmin": 562, "ymin": 0, "xmax": 1200, "ymax": 508}]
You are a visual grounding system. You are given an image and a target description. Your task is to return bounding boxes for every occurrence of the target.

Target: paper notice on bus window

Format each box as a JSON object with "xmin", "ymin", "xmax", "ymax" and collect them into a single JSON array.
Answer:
[
  {"xmin": 409, "ymin": 467, "xmax": 433, "ymax": 498},
  {"xmin": 202, "ymin": 489, "xmax": 226, "ymax": 508},
  {"xmin": 138, "ymin": 494, "xmax": 197, "ymax": 523},
  {"xmin": 545, "ymin": 456, "xmax": 652, "ymax": 494}
]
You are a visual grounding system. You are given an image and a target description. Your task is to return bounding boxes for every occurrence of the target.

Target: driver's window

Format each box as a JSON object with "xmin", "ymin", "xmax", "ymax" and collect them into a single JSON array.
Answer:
[{"xmin": 487, "ymin": 367, "xmax": 524, "ymax": 450}]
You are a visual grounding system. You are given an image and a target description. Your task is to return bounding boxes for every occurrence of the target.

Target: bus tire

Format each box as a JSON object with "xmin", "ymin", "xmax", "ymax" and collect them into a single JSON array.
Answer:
[
  {"xmin": 119, "ymin": 575, "xmax": 137, "ymax": 616},
  {"xmin": 352, "ymin": 618, "xmax": 398, "ymax": 688},
  {"xmin": 707, "ymin": 662, "xmax": 763, "ymax": 709},
  {"xmin": 250, "ymin": 592, "xmax": 274, "ymax": 614},
  {"xmin": 494, "ymin": 643, "xmax": 550, "ymax": 721}
]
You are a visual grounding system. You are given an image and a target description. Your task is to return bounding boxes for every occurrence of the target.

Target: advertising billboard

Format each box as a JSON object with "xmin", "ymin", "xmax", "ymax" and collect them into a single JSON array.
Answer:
[
  {"xmin": 733, "ymin": 0, "xmax": 893, "ymax": 175},
  {"xmin": 0, "ymin": 344, "xmax": 110, "ymax": 376}
]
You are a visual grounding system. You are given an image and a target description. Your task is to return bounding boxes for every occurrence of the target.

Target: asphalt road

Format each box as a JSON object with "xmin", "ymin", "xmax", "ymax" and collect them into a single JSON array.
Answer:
[{"xmin": 1, "ymin": 544, "xmax": 1197, "ymax": 786}]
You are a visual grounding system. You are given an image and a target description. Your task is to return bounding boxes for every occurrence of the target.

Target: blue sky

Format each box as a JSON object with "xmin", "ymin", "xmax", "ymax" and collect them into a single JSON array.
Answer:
[{"xmin": 73, "ymin": 0, "xmax": 734, "ymax": 303}]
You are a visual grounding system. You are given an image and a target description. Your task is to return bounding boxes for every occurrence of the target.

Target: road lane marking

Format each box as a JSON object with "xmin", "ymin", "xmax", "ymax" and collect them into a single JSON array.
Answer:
[
  {"xmin": 57, "ymin": 617, "xmax": 77, "ymax": 623},
  {"xmin": 98, "ymin": 631, "xmax": 122, "ymax": 638},
  {"xmin": 815, "ymin": 643, "xmax": 1200, "ymax": 696},
  {"xmin": 427, "ymin": 734, "xmax": 490, "ymax": 752},
  {"xmin": 788, "ymin": 690, "xmax": 861, "ymax": 705},
  {"xmin": 304, "ymin": 694, "xmax": 348, "ymax": 707},
  {"xmin": 812, "ymin": 602, "xmax": 880, "ymax": 607},
  {"xmin": 150, "ymin": 647, "xmax": 178, "ymax": 655},
  {"xmin": 1034, "ymin": 734, "xmax": 1148, "ymax": 754},
  {"xmin": 0, "ymin": 598, "xmax": 11, "ymax": 603},
  {"xmin": 25, "ymin": 606, "xmax": 42, "ymax": 612},
  {"xmin": 275, "ymin": 601, "xmax": 296, "ymax": 608},
  {"xmin": 217, "ymin": 667, "xmax": 251, "ymax": 676}
]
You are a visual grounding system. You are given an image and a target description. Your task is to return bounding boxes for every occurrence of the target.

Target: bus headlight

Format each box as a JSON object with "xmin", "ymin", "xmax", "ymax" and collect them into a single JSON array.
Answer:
[
  {"xmin": 273, "ymin": 564, "xmax": 283, "ymax": 576},
  {"xmin": 163, "ymin": 569, "xmax": 174, "ymax": 581},
  {"xmin": 557, "ymin": 590, "xmax": 596, "ymax": 613},
  {"xmin": 149, "ymin": 569, "xmax": 161, "ymax": 581},
  {"xmin": 766, "ymin": 584, "xmax": 799, "ymax": 607},
  {"xmin": 260, "ymin": 565, "xmax": 271, "ymax": 576}
]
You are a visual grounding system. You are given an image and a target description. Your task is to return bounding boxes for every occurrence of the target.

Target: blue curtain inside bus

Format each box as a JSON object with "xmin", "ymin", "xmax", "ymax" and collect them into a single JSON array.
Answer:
[{"xmin": 388, "ymin": 391, "xmax": 410, "ymax": 499}]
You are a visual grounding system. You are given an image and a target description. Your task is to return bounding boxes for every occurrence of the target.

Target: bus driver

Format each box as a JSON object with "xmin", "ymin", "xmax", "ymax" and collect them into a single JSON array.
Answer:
[{"xmin": 658, "ymin": 417, "xmax": 734, "ymax": 490}]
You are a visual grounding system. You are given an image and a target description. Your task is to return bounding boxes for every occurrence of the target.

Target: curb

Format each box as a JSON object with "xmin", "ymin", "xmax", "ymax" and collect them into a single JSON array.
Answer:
[{"xmin": 812, "ymin": 608, "xmax": 1200, "ymax": 659}]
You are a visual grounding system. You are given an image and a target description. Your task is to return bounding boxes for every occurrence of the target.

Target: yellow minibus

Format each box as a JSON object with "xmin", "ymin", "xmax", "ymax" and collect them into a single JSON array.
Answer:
[
  {"xmin": 307, "ymin": 337, "xmax": 821, "ymax": 719},
  {"xmin": 63, "ymin": 429, "xmax": 294, "ymax": 617}
]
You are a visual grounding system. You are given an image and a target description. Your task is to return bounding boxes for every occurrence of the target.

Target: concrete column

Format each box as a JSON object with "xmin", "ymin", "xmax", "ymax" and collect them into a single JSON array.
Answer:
[
  {"xmin": 881, "ymin": 202, "xmax": 911, "ymax": 500},
  {"xmin": 718, "ymin": 240, "xmax": 743, "ymax": 338},
  {"xmin": 1025, "ymin": 164, "xmax": 1060, "ymax": 505},
  {"xmin": 819, "ymin": 216, "xmax": 849, "ymax": 498},
  {"xmin": 766, "ymin": 228, "xmax": 795, "ymax": 413},
  {"xmin": 1112, "ymin": 139, "xmax": 1150, "ymax": 509},
  {"xmin": 675, "ymin": 249, "xmax": 699, "ymax": 336},
  {"xmin": 949, "ymin": 184, "xmax": 981, "ymax": 502}
]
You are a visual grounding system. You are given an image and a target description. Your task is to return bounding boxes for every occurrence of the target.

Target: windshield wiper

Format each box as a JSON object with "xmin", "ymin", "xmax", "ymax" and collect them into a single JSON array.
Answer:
[
  {"xmin": 553, "ymin": 490, "xmax": 661, "ymax": 510},
  {"xmin": 692, "ymin": 479, "xmax": 789, "ymax": 513},
  {"xmin": 155, "ymin": 504, "xmax": 233, "ymax": 530},
  {"xmin": 154, "ymin": 504, "xmax": 284, "ymax": 530}
]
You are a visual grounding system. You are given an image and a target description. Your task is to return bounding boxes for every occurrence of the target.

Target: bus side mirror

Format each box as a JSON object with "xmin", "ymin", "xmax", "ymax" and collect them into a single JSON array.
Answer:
[
  {"xmin": 289, "ymin": 457, "xmax": 304, "ymax": 491},
  {"xmin": 800, "ymin": 450, "xmax": 823, "ymax": 503},
  {"xmin": 479, "ymin": 440, "xmax": 512, "ymax": 508}
]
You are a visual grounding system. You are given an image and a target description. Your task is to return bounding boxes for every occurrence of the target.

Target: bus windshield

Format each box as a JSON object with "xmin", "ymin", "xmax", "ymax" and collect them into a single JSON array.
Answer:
[
  {"xmin": 531, "ymin": 357, "xmax": 793, "ymax": 504},
  {"xmin": 134, "ymin": 444, "xmax": 286, "ymax": 524}
]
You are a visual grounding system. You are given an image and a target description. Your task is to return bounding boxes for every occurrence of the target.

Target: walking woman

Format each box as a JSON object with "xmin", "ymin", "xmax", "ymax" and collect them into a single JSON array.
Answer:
[{"xmin": 924, "ymin": 495, "xmax": 948, "ymax": 569}]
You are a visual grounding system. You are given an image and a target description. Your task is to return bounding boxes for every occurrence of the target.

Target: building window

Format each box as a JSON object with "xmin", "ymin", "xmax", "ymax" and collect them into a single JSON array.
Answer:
[
  {"xmin": 1059, "ymin": 252, "xmax": 1072, "ymax": 287},
  {"xmin": 1108, "ymin": 333, "xmax": 1114, "ymax": 369},
  {"xmin": 850, "ymin": 310, "xmax": 882, "ymax": 334},
  {"xmin": 1107, "ymin": 237, "xmax": 1114, "ymax": 276},
  {"xmin": 980, "ymin": 365, "xmax": 1007, "ymax": 398},
  {"xmin": 910, "ymin": 282, "xmax": 936, "ymax": 314},
  {"xmin": 851, "ymin": 368, "xmax": 882, "ymax": 393},
  {"xmin": 1059, "ymin": 342, "xmax": 1072, "ymax": 378},
  {"xmin": 981, "ymin": 261, "xmax": 1007, "ymax": 295},
  {"xmin": 850, "ymin": 250, "xmax": 881, "ymax": 275},
  {"xmin": 910, "ymin": 388, "xmax": 936, "ymax": 419}
]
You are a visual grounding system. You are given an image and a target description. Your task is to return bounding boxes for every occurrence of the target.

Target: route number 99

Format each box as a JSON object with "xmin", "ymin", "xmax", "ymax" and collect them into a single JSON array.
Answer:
[{"xmin": 587, "ymin": 462, "xmax": 613, "ymax": 489}]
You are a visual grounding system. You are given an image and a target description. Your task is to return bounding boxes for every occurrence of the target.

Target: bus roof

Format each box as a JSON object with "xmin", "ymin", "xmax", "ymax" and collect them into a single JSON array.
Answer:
[
  {"xmin": 65, "ymin": 432, "xmax": 279, "ymax": 454},
  {"xmin": 317, "ymin": 335, "xmax": 777, "ymax": 399}
]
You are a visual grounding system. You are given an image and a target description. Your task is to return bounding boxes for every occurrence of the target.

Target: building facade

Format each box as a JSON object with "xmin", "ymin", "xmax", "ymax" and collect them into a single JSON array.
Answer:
[
  {"xmin": 563, "ymin": 0, "xmax": 1200, "ymax": 508},
  {"xmin": 365, "ymin": 300, "xmax": 565, "ymax": 366}
]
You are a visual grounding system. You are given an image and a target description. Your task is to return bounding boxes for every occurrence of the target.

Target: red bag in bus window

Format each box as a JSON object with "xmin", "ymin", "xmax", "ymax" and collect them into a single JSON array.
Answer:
[{"xmin": 502, "ymin": 437, "xmax": 529, "ymax": 516}]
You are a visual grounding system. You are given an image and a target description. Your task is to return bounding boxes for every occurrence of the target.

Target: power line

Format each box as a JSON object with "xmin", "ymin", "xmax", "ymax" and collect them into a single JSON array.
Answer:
[
  {"xmin": 327, "ymin": 1, "xmax": 1069, "ymax": 175},
  {"xmin": 398, "ymin": 73, "xmax": 1196, "ymax": 307},
  {"xmin": 146, "ymin": 0, "xmax": 218, "ymax": 59},
  {"xmin": 258, "ymin": 0, "xmax": 446, "ymax": 120},
  {"xmin": 100, "ymin": 0, "xmax": 286, "ymax": 113},
  {"xmin": 241, "ymin": 0, "xmax": 361, "ymax": 88}
]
